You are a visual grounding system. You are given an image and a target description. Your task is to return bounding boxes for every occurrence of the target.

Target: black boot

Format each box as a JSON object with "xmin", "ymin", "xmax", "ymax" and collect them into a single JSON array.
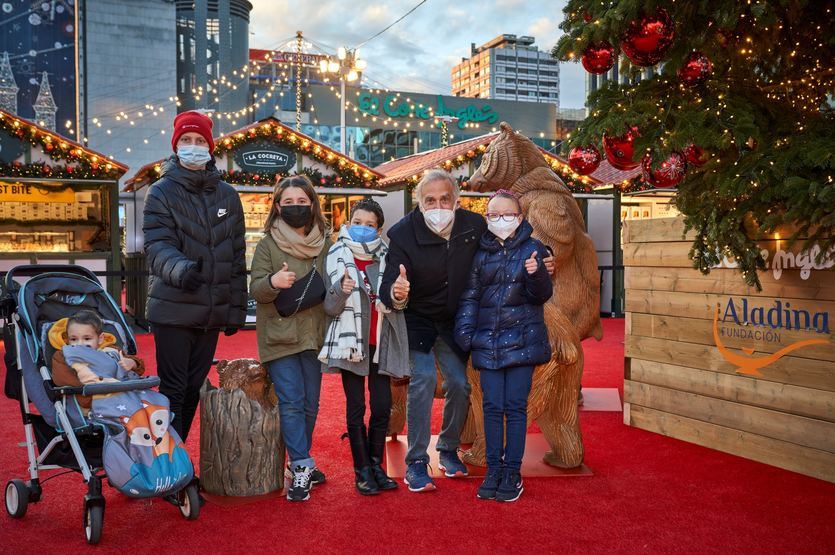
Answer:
[
  {"xmin": 347, "ymin": 426, "xmax": 379, "ymax": 496},
  {"xmin": 368, "ymin": 425, "xmax": 398, "ymax": 490}
]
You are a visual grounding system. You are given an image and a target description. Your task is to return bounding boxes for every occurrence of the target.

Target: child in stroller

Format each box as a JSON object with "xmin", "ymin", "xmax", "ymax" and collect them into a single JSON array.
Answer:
[
  {"xmin": 51, "ymin": 309, "xmax": 146, "ymax": 410},
  {"xmin": 49, "ymin": 309, "xmax": 193, "ymax": 499},
  {"xmin": 2, "ymin": 265, "xmax": 201, "ymax": 545}
]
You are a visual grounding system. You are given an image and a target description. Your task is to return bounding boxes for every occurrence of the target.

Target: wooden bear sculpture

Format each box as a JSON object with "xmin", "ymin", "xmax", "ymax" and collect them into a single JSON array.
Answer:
[
  {"xmin": 217, "ymin": 358, "xmax": 278, "ymax": 409},
  {"xmin": 464, "ymin": 121, "xmax": 603, "ymax": 468}
]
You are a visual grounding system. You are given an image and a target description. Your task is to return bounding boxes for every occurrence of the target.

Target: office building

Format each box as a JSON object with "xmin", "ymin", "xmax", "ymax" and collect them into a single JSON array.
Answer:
[
  {"xmin": 451, "ymin": 34, "xmax": 559, "ymax": 108},
  {"xmin": 175, "ymin": 0, "xmax": 253, "ymax": 132}
]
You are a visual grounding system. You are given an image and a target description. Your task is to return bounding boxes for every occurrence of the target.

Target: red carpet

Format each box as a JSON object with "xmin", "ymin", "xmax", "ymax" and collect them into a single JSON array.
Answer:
[{"xmin": 1, "ymin": 318, "xmax": 834, "ymax": 553}]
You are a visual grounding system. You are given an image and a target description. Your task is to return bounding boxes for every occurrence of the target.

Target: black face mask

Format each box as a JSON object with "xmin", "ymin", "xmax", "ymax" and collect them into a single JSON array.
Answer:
[{"xmin": 280, "ymin": 205, "xmax": 313, "ymax": 228}]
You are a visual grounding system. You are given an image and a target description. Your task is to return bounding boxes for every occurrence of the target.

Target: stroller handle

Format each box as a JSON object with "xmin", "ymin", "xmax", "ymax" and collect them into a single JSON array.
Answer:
[
  {"xmin": 80, "ymin": 376, "xmax": 162, "ymax": 396},
  {"xmin": 5, "ymin": 264, "xmax": 101, "ymax": 291}
]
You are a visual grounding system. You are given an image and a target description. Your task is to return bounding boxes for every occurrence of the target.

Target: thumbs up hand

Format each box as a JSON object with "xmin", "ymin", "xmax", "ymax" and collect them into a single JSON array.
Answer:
[
  {"xmin": 270, "ymin": 261, "xmax": 297, "ymax": 289},
  {"xmin": 341, "ymin": 266, "xmax": 356, "ymax": 294},
  {"xmin": 393, "ymin": 264, "xmax": 410, "ymax": 301},
  {"xmin": 525, "ymin": 251, "xmax": 539, "ymax": 275}
]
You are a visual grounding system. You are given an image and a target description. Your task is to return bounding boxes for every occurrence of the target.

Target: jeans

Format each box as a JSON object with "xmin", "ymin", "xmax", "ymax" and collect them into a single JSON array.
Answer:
[
  {"xmin": 153, "ymin": 325, "xmax": 219, "ymax": 442},
  {"xmin": 267, "ymin": 350, "xmax": 322, "ymax": 469},
  {"xmin": 341, "ymin": 346, "xmax": 391, "ymax": 432},
  {"xmin": 480, "ymin": 366, "xmax": 534, "ymax": 471},
  {"xmin": 406, "ymin": 337, "xmax": 471, "ymax": 463}
]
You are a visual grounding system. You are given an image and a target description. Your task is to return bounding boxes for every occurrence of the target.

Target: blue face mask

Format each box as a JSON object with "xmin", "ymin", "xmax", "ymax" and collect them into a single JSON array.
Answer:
[
  {"xmin": 177, "ymin": 144, "xmax": 211, "ymax": 167},
  {"xmin": 348, "ymin": 224, "xmax": 378, "ymax": 243}
]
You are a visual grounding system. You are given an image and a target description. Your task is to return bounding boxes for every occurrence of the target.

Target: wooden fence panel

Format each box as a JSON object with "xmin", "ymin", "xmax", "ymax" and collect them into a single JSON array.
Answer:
[{"xmin": 623, "ymin": 216, "xmax": 835, "ymax": 482}]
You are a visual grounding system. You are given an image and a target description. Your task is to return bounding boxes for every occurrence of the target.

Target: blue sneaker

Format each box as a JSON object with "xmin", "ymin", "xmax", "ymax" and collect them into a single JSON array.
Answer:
[
  {"xmin": 477, "ymin": 467, "xmax": 503, "ymax": 500},
  {"xmin": 438, "ymin": 449, "xmax": 469, "ymax": 478},
  {"xmin": 404, "ymin": 460, "xmax": 436, "ymax": 492},
  {"xmin": 495, "ymin": 468, "xmax": 524, "ymax": 502}
]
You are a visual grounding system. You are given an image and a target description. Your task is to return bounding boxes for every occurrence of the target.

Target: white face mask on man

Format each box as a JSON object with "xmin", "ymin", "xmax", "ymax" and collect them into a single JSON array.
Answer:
[
  {"xmin": 422, "ymin": 208, "xmax": 455, "ymax": 234},
  {"xmin": 177, "ymin": 145, "xmax": 212, "ymax": 167}
]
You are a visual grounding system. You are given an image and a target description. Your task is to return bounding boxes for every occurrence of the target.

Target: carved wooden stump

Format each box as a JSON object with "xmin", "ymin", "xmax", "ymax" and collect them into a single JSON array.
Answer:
[{"xmin": 199, "ymin": 359, "xmax": 284, "ymax": 496}]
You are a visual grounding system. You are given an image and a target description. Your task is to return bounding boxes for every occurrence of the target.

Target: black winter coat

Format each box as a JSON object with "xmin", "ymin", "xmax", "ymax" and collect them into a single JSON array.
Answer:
[
  {"xmin": 143, "ymin": 156, "xmax": 247, "ymax": 329},
  {"xmin": 454, "ymin": 220, "xmax": 553, "ymax": 370},
  {"xmin": 380, "ymin": 207, "xmax": 486, "ymax": 358}
]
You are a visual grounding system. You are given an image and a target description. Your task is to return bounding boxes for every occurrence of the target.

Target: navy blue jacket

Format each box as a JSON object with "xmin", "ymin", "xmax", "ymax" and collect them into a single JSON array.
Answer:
[{"xmin": 454, "ymin": 220, "xmax": 553, "ymax": 370}]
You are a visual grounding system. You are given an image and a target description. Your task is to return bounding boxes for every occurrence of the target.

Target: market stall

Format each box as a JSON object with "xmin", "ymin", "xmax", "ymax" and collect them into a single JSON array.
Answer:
[
  {"xmin": 0, "ymin": 109, "xmax": 128, "ymax": 297},
  {"xmin": 123, "ymin": 117, "xmax": 386, "ymax": 325}
]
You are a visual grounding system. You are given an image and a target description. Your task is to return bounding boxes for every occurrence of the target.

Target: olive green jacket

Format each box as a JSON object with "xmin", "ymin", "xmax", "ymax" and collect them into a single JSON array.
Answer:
[{"xmin": 250, "ymin": 233, "xmax": 331, "ymax": 364}]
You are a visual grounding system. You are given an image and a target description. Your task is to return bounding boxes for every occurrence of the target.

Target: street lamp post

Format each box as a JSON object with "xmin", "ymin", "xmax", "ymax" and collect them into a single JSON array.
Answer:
[{"xmin": 320, "ymin": 47, "xmax": 366, "ymax": 154}]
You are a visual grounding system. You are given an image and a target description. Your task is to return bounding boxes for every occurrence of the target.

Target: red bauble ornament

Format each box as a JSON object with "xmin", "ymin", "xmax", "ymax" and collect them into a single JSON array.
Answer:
[
  {"xmin": 582, "ymin": 11, "xmax": 592, "ymax": 23},
  {"xmin": 678, "ymin": 51, "xmax": 713, "ymax": 86},
  {"xmin": 45, "ymin": 143, "xmax": 54, "ymax": 152},
  {"xmin": 602, "ymin": 127, "xmax": 640, "ymax": 170},
  {"xmin": 253, "ymin": 174, "xmax": 260, "ymax": 181},
  {"xmin": 581, "ymin": 41, "xmax": 616, "ymax": 74},
  {"xmin": 320, "ymin": 178, "xmax": 326, "ymax": 185},
  {"xmin": 620, "ymin": 9, "xmax": 675, "ymax": 67},
  {"xmin": 683, "ymin": 144, "xmax": 707, "ymax": 166},
  {"xmin": 67, "ymin": 165, "xmax": 75, "ymax": 173},
  {"xmin": 641, "ymin": 151, "xmax": 687, "ymax": 188},
  {"xmin": 568, "ymin": 144, "xmax": 602, "ymax": 175},
  {"xmin": 336, "ymin": 176, "xmax": 342, "ymax": 183}
]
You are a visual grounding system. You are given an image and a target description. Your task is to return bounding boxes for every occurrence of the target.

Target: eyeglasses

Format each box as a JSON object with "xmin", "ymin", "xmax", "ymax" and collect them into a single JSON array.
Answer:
[{"xmin": 485, "ymin": 213, "xmax": 519, "ymax": 223}]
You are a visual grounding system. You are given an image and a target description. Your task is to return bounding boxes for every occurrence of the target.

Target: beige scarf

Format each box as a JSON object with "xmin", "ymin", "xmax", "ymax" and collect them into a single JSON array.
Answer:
[{"xmin": 270, "ymin": 218, "xmax": 325, "ymax": 259}]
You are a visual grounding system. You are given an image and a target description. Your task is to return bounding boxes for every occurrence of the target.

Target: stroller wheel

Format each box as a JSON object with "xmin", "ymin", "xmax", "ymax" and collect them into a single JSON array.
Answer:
[
  {"xmin": 179, "ymin": 483, "xmax": 200, "ymax": 521},
  {"xmin": 5, "ymin": 480, "xmax": 29, "ymax": 518},
  {"xmin": 83, "ymin": 502, "xmax": 104, "ymax": 545}
]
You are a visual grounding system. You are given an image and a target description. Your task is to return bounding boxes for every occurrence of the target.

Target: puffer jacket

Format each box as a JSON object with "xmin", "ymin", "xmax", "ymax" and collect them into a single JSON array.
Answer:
[
  {"xmin": 454, "ymin": 220, "xmax": 553, "ymax": 370},
  {"xmin": 143, "ymin": 156, "xmax": 247, "ymax": 329}
]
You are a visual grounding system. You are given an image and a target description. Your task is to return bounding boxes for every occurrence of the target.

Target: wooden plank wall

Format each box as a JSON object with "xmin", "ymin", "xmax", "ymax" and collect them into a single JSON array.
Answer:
[{"xmin": 623, "ymin": 216, "xmax": 835, "ymax": 482}]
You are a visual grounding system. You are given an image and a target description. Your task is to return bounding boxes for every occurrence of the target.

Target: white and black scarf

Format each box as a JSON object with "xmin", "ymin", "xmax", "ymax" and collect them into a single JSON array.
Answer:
[{"xmin": 318, "ymin": 225, "xmax": 388, "ymax": 364}]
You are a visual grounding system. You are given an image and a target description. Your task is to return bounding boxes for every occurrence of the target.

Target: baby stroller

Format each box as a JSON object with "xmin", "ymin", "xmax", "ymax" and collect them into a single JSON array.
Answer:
[{"xmin": 1, "ymin": 265, "xmax": 200, "ymax": 544}]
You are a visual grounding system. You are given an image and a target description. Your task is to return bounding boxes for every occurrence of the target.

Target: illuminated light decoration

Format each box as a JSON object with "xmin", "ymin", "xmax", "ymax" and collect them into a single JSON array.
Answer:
[
  {"xmin": 0, "ymin": 109, "xmax": 127, "ymax": 179},
  {"xmin": 125, "ymin": 117, "xmax": 381, "ymax": 191}
]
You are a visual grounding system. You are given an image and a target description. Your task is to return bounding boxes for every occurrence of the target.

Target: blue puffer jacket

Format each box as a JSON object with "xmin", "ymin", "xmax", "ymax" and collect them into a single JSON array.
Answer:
[{"xmin": 454, "ymin": 220, "xmax": 553, "ymax": 370}]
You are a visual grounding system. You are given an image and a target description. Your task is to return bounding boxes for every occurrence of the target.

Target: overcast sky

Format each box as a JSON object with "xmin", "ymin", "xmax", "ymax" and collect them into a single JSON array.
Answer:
[{"xmin": 247, "ymin": 0, "xmax": 586, "ymax": 109}]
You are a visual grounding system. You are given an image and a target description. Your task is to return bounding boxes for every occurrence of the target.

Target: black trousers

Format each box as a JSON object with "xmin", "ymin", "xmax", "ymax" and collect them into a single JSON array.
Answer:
[
  {"xmin": 341, "ymin": 345, "xmax": 391, "ymax": 432},
  {"xmin": 152, "ymin": 325, "xmax": 220, "ymax": 442}
]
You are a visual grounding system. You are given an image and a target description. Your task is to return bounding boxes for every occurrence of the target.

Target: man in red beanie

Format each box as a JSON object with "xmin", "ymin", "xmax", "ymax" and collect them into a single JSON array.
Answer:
[
  {"xmin": 143, "ymin": 110, "xmax": 247, "ymax": 466},
  {"xmin": 171, "ymin": 110, "xmax": 215, "ymax": 154}
]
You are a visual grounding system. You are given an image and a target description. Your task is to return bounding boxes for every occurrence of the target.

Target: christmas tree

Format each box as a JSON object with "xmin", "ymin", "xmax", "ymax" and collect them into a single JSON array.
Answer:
[{"xmin": 554, "ymin": 1, "xmax": 834, "ymax": 288}]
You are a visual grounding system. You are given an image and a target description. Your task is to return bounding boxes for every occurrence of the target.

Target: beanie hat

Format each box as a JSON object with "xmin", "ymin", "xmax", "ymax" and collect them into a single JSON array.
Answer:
[{"xmin": 171, "ymin": 111, "xmax": 215, "ymax": 152}]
